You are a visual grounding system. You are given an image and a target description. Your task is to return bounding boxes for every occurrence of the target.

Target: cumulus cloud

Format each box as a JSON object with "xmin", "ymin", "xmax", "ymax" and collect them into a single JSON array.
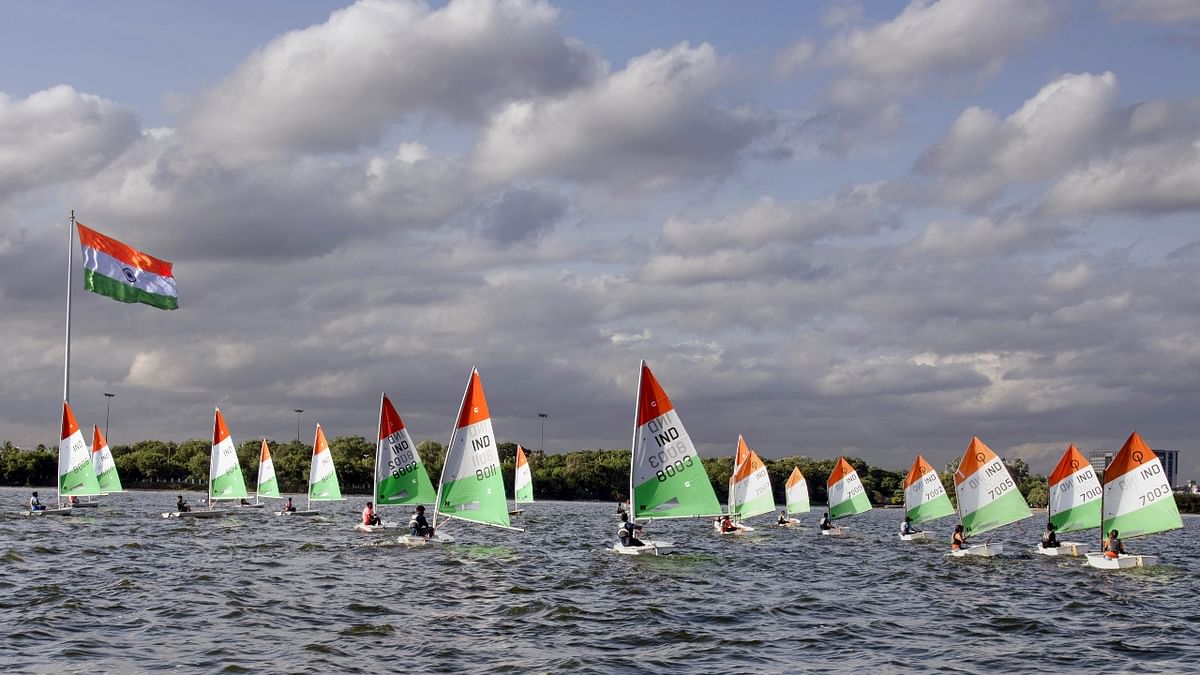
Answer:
[
  {"xmin": 773, "ymin": 39, "xmax": 816, "ymax": 78},
  {"xmin": 183, "ymin": 0, "xmax": 601, "ymax": 159},
  {"xmin": 471, "ymin": 42, "xmax": 773, "ymax": 191},
  {"xmin": 0, "ymin": 86, "xmax": 140, "ymax": 201}
]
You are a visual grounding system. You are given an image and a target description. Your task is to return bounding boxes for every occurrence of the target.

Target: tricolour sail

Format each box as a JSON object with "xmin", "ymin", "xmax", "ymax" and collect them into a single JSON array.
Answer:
[
  {"xmin": 730, "ymin": 435, "xmax": 774, "ymax": 520},
  {"xmin": 59, "ymin": 402, "xmax": 103, "ymax": 498},
  {"xmin": 209, "ymin": 408, "xmax": 248, "ymax": 502},
  {"xmin": 827, "ymin": 457, "xmax": 872, "ymax": 519},
  {"xmin": 433, "ymin": 368, "xmax": 513, "ymax": 529},
  {"xmin": 629, "ymin": 361, "xmax": 721, "ymax": 521},
  {"xmin": 90, "ymin": 425, "xmax": 124, "ymax": 493},
  {"xmin": 514, "ymin": 444, "xmax": 534, "ymax": 504},
  {"xmin": 903, "ymin": 455, "xmax": 954, "ymax": 524},
  {"xmin": 308, "ymin": 424, "xmax": 343, "ymax": 502},
  {"xmin": 256, "ymin": 439, "xmax": 280, "ymax": 499},
  {"xmin": 953, "ymin": 436, "xmax": 1031, "ymax": 536},
  {"xmin": 375, "ymin": 394, "xmax": 436, "ymax": 506},
  {"xmin": 1047, "ymin": 444, "xmax": 1100, "ymax": 533},
  {"xmin": 785, "ymin": 467, "xmax": 810, "ymax": 515},
  {"xmin": 1100, "ymin": 432, "xmax": 1181, "ymax": 540}
]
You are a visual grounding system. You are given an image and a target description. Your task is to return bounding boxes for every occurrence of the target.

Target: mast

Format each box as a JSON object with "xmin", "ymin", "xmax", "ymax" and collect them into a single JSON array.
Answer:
[
  {"xmin": 374, "ymin": 392, "xmax": 383, "ymax": 511},
  {"xmin": 628, "ymin": 360, "xmax": 643, "ymax": 527},
  {"xmin": 307, "ymin": 426, "xmax": 316, "ymax": 512}
]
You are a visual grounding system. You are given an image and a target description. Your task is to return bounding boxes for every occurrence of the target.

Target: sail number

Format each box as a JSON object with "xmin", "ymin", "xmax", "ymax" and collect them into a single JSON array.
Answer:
[
  {"xmin": 1078, "ymin": 486, "xmax": 1101, "ymax": 501},
  {"xmin": 987, "ymin": 478, "xmax": 1015, "ymax": 499},
  {"xmin": 655, "ymin": 456, "xmax": 694, "ymax": 482},
  {"xmin": 1138, "ymin": 484, "xmax": 1171, "ymax": 506},
  {"xmin": 388, "ymin": 460, "xmax": 418, "ymax": 479}
]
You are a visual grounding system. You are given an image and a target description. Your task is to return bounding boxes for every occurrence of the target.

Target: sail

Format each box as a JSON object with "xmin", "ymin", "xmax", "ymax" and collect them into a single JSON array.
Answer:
[
  {"xmin": 514, "ymin": 444, "xmax": 534, "ymax": 504},
  {"xmin": 785, "ymin": 467, "xmax": 810, "ymax": 515},
  {"xmin": 434, "ymin": 368, "xmax": 511, "ymax": 528},
  {"xmin": 90, "ymin": 425, "xmax": 124, "ymax": 493},
  {"xmin": 953, "ymin": 436, "xmax": 1032, "ymax": 536},
  {"xmin": 256, "ymin": 439, "xmax": 280, "ymax": 499},
  {"xmin": 827, "ymin": 457, "xmax": 872, "ymax": 519},
  {"xmin": 308, "ymin": 424, "xmax": 343, "ymax": 501},
  {"xmin": 629, "ymin": 361, "xmax": 721, "ymax": 521},
  {"xmin": 730, "ymin": 435, "xmax": 774, "ymax": 520},
  {"xmin": 1100, "ymin": 432, "xmax": 1182, "ymax": 540},
  {"xmin": 903, "ymin": 455, "xmax": 954, "ymax": 524},
  {"xmin": 375, "ymin": 394, "xmax": 436, "ymax": 506},
  {"xmin": 1047, "ymin": 444, "xmax": 1100, "ymax": 533},
  {"xmin": 59, "ymin": 402, "xmax": 103, "ymax": 498},
  {"xmin": 209, "ymin": 408, "xmax": 248, "ymax": 501}
]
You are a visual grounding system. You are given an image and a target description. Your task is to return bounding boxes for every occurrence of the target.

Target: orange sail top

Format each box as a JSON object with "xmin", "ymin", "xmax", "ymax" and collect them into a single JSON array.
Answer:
[
  {"xmin": 455, "ymin": 368, "xmax": 491, "ymax": 429},
  {"xmin": 213, "ymin": 407, "xmax": 231, "ymax": 445},
  {"xmin": 313, "ymin": 424, "xmax": 330, "ymax": 455},
  {"xmin": 91, "ymin": 425, "xmax": 108, "ymax": 453},
  {"xmin": 379, "ymin": 394, "xmax": 407, "ymax": 441},
  {"xmin": 516, "ymin": 444, "xmax": 528, "ymax": 468},
  {"xmin": 260, "ymin": 438, "xmax": 272, "ymax": 463},
  {"xmin": 733, "ymin": 436, "xmax": 765, "ymax": 483},
  {"xmin": 904, "ymin": 454, "xmax": 936, "ymax": 489},
  {"xmin": 1103, "ymin": 431, "xmax": 1157, "ymax": 484},
  {"xmin": 60, "ymin": 401, "xmax": 80, "ymax": 441},
  {"xmin": 636, "ymin": 361, "xmax": 675, "ymax": 427},
  {"xmin": 786, "ymin": 466, "xmax": 805, "ymax": 489},
  {"xmin": 1048, "ymin": 444, "xmax": 1088, "ymax": 485},
  {"xmin": 955, "ymin": 436, "xmax": 998, "ymax": 486},
  {"xmin": 827, "ymin": 457, "xmax": 857, "ymax": 487}
]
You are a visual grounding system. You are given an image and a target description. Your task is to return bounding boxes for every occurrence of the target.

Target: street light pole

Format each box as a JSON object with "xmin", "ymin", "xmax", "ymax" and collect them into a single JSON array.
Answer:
[
  {"xmin": 103, "ymin": 392, "xmax": 115, "ymax": 439},
  {"xmin": 538, "ymin": 413, "xmax": 548, "ymax": 453},
  {"xmin": 294, "ymin": 409, "xmax": 304, "ymax": 443}
]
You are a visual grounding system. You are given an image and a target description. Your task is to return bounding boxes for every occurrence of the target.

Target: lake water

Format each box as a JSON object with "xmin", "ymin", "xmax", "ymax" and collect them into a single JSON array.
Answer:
[{"xmin": 1, "ymin": 487, "xmax": 1197, "ymax": 673}]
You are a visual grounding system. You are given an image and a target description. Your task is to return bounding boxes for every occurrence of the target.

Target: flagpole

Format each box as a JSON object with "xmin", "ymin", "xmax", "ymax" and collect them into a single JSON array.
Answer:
[{"xmin": 64, "ymin": 210, "xmax": 75, "ymax": 403}]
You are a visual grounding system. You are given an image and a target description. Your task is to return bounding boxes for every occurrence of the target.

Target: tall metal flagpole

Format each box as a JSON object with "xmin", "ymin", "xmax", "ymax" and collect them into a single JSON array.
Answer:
[{"xmin": 64, "ymin": 210, "xmax": 75, "ymax": 403}]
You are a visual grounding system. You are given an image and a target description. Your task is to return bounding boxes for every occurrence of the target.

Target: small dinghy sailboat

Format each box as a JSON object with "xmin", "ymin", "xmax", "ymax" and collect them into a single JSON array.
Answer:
[
  {"xmin": 899, "ymin": 455, "xmax": 954, "ymax": 541},
  {"xmin": 778, "ymin": 467, "xmax": 809, "ymax": 526},
  {"xmin": 509, "ymin": 444, "xmax": 534, "ymax": 517},
  {"xmin": 949, "ymin": 436, "xmax": 1032, "ymax": 557},
  {"xmin": 822, "ymin": 457, "xmax": 871, "ymax": 536},
  {"xmin": 1034, "ymin": 444, "xmax": 1099, "ymax": 556},
  {"xmin": 713, "ymin": 435, "xmax": 774, "ymax": 534},
  {"xmin": 277, "ymin": 424, "xmax": 343, "ymax": 517},
  {"xmin": 163, "ymin": 408, "xmax": 247, "ymax": 519},
  {"xmin": 356, "ymin": 393, "xmax": 436, "ymax": 533}
]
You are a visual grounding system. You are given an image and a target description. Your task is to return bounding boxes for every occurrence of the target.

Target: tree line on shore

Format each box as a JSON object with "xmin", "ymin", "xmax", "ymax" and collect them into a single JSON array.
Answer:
[{"xmin": 3, "ymin": 437, "xmax": 1198, "ymax": 513}]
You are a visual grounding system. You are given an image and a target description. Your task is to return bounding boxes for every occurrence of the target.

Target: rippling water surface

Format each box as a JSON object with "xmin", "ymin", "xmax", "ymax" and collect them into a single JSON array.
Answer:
[{"xmin": 1, "ymin": 487, "xmax": 1197, "ymax": 673}]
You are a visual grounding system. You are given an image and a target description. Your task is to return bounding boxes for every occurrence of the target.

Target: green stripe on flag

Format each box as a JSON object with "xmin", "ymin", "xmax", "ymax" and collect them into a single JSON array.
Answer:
[{"xmin": 83, "ymin": 269, "xmax": 178, "ymax": 310}]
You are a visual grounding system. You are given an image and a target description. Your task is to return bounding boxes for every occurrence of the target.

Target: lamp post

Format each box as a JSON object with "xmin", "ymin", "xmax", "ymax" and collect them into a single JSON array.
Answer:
[
  {"xmin": 294, "ymin": 409, "xmax": 304, "ymax": 443},
  {"xmin": 103, "ymin": 392, "xmax": 115, "ymax": 439},
  {"xmin": 538, "ymin": 413, "xmax": 548, "ymax": 453}
]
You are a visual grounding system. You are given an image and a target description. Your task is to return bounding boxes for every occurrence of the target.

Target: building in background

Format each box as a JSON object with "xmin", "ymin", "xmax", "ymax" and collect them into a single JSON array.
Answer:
[{"xmin": 1089, "ymin": 448, "xmax": 1179, "ymax": 488}]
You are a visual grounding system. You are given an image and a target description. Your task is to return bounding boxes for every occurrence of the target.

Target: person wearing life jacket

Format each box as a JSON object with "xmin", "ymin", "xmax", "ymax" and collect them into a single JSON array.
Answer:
[
  {"xmin": 176, "ymin": 495, "xmax": 191, "ymax": 513},
  {"xmin": 409, "ymin": 505, "xmax": 432, "ymax": 536},
  {"xmin": 900, "ymin": 516, "xmax": 917, "ymax": 536},
  {"xmin": 1104, "ymin": 529, "xmax": 1126, "ymax": 559},
  {"xmin": 617, "ymin": 511, "xmax": 645, "ymax": 547},
  {"xmin": 819, "ymin": 512, "xmax": 833, "ymax": 530},
  {"xmin": 30, "ymin": 492, "xmax": 45, "ymax": 511},
  {"xmin": 283, "ymin": 497, "xmax": 297, "ymax": 513},
  {"xmin": 1040, "ymin": 522, "xmax": 1059, "ymax": 549},
  {"xmin": 68, "ymin": 495, "xmax": 79, "ymax": 505},
  {"xmin": 952, "ymin": 524, "xmax": 966, "ymax": 551},
  {"xmin": 362, "ymin": 502, "xmax": 381, "ymax": 527},
  {"xmin": 720, "ymin": 515, "xmax": 738, "ymax": 533}
]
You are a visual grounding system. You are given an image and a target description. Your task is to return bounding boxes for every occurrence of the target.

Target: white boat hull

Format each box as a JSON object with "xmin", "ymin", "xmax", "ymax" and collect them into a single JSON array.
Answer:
[
  {"xmin": 1034, "ymin": 542, "xmax": 1085, "ymax": 557},
  {"xmin": 613, "ymin": 539, "xmax": 675, "ymax": 555},
  {"xmin": 398, "ymin": 532, "xmax": 455, "ymax": 546},
  {"xmin": 820, "ymin": 527, "xmax": 847, "ymax": 536},
  {"xmin": 949, "ymin": 542, "xmax": 1002, "ymax": 557},
  {"xmin": 162, "ymin": 510, "xmax": 228, "ymax": 519},
  {"xmin": 238, "ymin": 503, "xmax": 266, "ymax": 509},
  {"xmin": 1085, "ymin": 552, "xmax": 1156, "ymax": 569},
  {"xmin": 712, "ymin": 520, "xmax": 754, "ymax": 534},
  {"xmin": 354, "ymin": 523, "xmax": 387, "ymax": 533},
  {"xmin": 777, "ymin": 518, "xmax": 802, "ymax": 527},
  {"xmin": 899, "ymin": 531, "xmax": 930, "ymax": 541},
  {"xmin": 274, "ymin": 510, "xmax": 319, "ymax": 517},
  {"xmin": 26, "ymin": 507, "xmax": 74, "ymax": 517},
  {"xmin": 508, "ymin": 509, "xmax": 524, "ymax": 517}
]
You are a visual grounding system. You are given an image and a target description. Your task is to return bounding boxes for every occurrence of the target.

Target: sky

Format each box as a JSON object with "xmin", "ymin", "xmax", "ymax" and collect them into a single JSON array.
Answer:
[{"xmin": 2, "ymin": 0, "xmax": 1199, "ymax": 477}]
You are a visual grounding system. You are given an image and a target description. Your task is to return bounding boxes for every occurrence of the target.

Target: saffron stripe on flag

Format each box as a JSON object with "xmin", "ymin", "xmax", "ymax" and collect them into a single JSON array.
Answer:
[{"xmin": 77, "ymin": 223, "xmax": 173, "ymax": 277}]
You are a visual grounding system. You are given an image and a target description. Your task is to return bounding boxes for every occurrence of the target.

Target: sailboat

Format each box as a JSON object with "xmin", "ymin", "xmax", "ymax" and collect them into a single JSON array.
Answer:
[
  {"xmin": 29, "ymin": 402, "xmax": 102, "ymax": 516},
  {"xmin": 779, "ymin": 466, "xmax": 809, "ymax": 526},
  {"xmin": 403, "ymin": 367, "xmax": 521, "ymax": 545},
  {"xmin": 899, "ymin": 455, "xmax": 954, "ymax": 541},
  {"xmin": 823, "ymin": 457, "xmax": 871, "ymax": 536},
  {"xmin": 714, "ymin": 435, "xmax": 774, "ymax": 534},
  {"xmin": 163, "ymin": 407, "xmax": 248, "ymax": 518},
  {"xmin": 509, "ymin": 444, "xmax": 534, "ymax": 516},
  {"xmin": 1034, "ymin": 444, "xmax": 1099, "ymax": 556},
  {"xmin": 243, "ymin": 439, "xmax": 278, "ymax": 509},
  {"xmin": 1085, "ymin": 431, "xmax": 1183, "ymax": 569},
  {"xmin": 356, "ymin": 393, "xmax": 436, "ymax": 532},
  {"xmin": 278, "ymin": 424, "xmax": 343, "ymax": 516},
  {"xmin": 69, "ymin": 425, "xmax": 122, "ymax": 509},
  {"xmin": 950, "ymin": 436, "xmax": 1032, "ymax": 557},
  {"xmin": 614, "ymin": 360, "xmax": 722, "ymax": 555}
]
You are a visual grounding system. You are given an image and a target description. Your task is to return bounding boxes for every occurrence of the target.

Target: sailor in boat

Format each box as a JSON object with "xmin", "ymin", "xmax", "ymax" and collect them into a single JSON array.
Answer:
[
  {"xmin": 409, "ymin": 505, "xmax": 432, "ymax": 536},
  {"xmin": 617, "ymin": 512, "xmax": 645, "ymax": 547},
  {"xmin": 29, "ymin": 492, "xmax": 46, "ymax": 511},
  {"xmin": 777, "ymin": 510, "xmax": 790, "ymax": 525},
  {"xmin": 1040, "ymin": 522, "xmax": 1059, "ymax": 549},
  {"xmin": 1103, "ymin": 530, "xmax": 1126, "ymax": 559},
  {"xmin": 899, "ymin": 516, "xmax": 918, "ymax": 536},
  {"xmin": 819, "ymin": 512, "xmax": 833, "ymax": 531},
  {"xmin": 68, "ymin": 495, "xmax": 79, "ymax": 506},
  {"xmin": 951, "ymin": 524, "xmax": 966, "ymax": 551},
  {"xmin": 239, "ymin": 498, "xmax": 251, "ymax": 506},
  {"xmin": 282, "ymin": 497, "xmax": 297, "ymax": 512},
  {"xmin": 362, "ymin": 502, "xmax": 382, "ymax": 527},
  {"xmin": 719, "ymin": 515, "xmax": 739, "ymax": 533},
  {"xmin": 176, "ymin": 495, "xmax": 191, "ymax": 513}
]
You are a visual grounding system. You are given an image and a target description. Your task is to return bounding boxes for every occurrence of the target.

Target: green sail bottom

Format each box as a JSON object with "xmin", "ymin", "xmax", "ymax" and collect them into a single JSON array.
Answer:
[
  {"xmin": 438, "ymin": 474, "xmax": 510, "ymax": 527},
  {"xmin": 376, "ymin": 471, "xmax": 435, "ymax": 506},
  {"xmin": 515, "ymin": 484, "xmax": 534, "ymax": 503},
  {"xmin": 211, "ymin": 467, "xmax": 248, "ymax": 499},
  {"xmin": 310, "ymin": 472, "xmax": 342, "ymax": 501},
  {"xmin": 962, "ymin": 489, "xmax": 1031, "ymax": 536},
  {"xmin": 733, "ymin": 493, "xmax": 774, "ymax": 520},
  {"xmin": 96, "ymin": 468, "xmax": 124, "ymax": 493},
  {"xmin": 1103, "ymin": 498, "xmax": 1184, "ymax": 540},
  {"xmin": 1049, "ymin": 501, "xmax": 1100, "ymax": 534},
  {"xmin": 907, "ymin": 495, "xmax": 955, "ymax": 524},
  {"xmin": 60, "ymin": 462, "xmax": 103, "ymax": 497},
  {"xmin": 830, "ymin": 491, "xmax": 871, "ymax": 519},
  {"xmin": 258, "ymin": 476, "xmax": 280, "ymax": 499},
  {"xmin": 634, "ymin": 466, "xmax": 721, "ymax": 520}
]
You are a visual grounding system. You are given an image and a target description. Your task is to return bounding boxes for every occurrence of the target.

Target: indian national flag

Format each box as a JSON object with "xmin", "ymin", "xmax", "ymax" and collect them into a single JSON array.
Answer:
[{"xmin": 78, "ymin": 222, "xmax": 178, "ymax": 310}]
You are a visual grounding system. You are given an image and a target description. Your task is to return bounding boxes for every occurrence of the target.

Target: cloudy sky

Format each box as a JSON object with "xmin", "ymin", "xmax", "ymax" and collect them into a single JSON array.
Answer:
[{"xmin": 2, "ymin": 0, "xmax": 1199, "ymax": 476}]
